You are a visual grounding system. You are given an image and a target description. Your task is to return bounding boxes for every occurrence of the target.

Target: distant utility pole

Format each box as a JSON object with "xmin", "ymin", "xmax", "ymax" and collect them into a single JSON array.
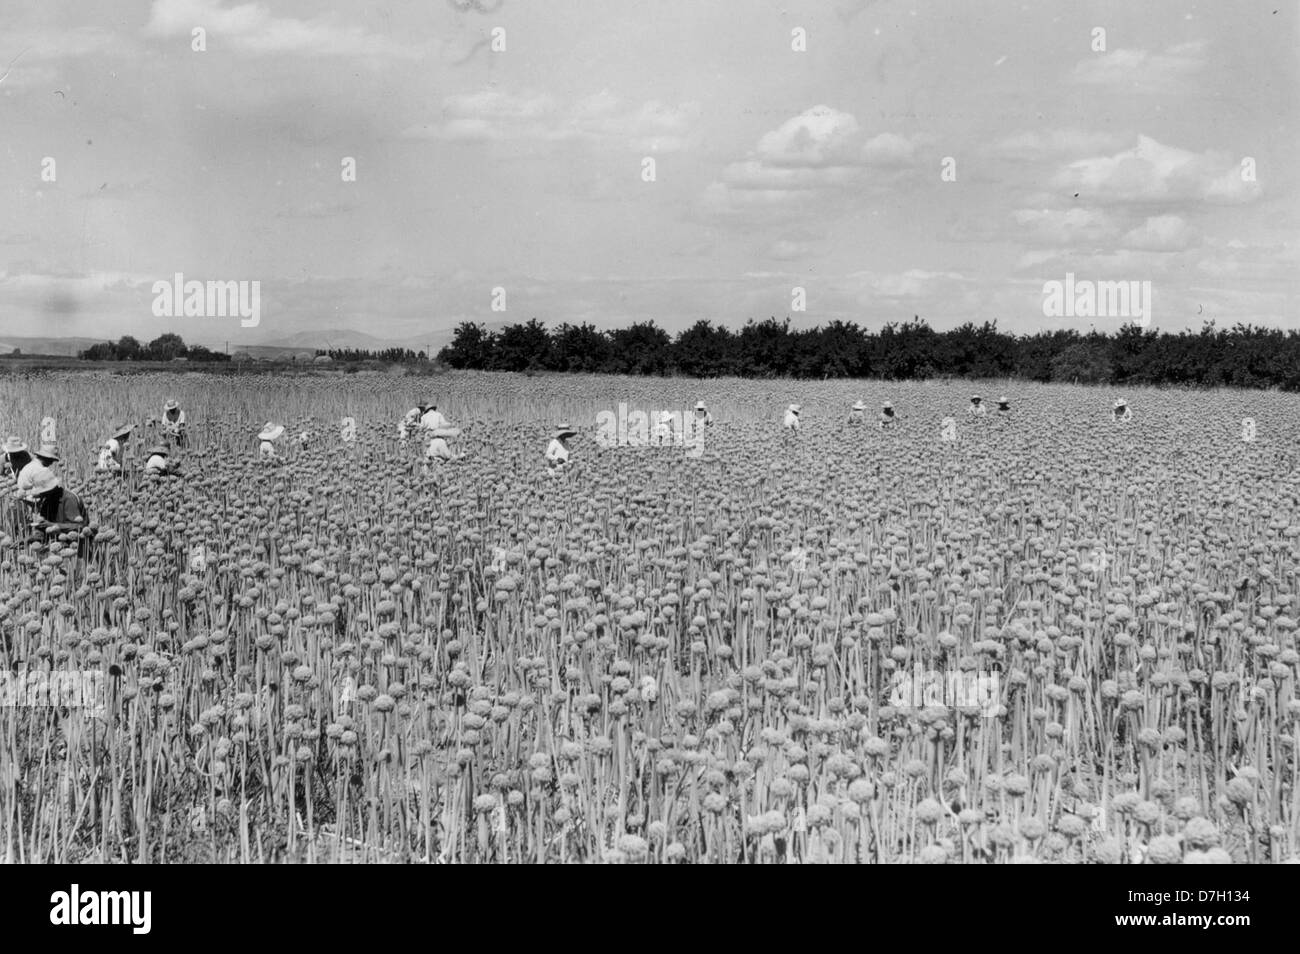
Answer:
[{"xmin": 225, "ymin": 340, "xmax": 229, "ymax": 355}]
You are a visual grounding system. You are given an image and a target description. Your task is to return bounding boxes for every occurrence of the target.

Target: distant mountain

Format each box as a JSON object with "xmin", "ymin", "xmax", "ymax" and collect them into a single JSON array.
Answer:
[{"xmin": 0, "ymin": 336, "xmax": 112, "ymax": 356}]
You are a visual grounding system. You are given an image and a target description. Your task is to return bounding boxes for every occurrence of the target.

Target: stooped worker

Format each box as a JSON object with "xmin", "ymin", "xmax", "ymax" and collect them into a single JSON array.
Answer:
[
  {"xmin": 258, "ymin": 422, "xmax": 285, "ymax": 460},
  {"xmin": 161, "ymin": 399, "xmax": 188, "ymax": 447},
  {"xmin": 968, "ymin": 394, "xmax": 987, "ymax": 417},
  {"xmin": 879, "ymin": 402, "xmax": 897, "ymax": 430},
  {"xmin": 144, "ymin": 444, "xmax": 179, "ymax": 476},
  {"xmin": 96, "ymin": 424, "xmax": 135, "ymax": 473},
  {"xmin": 545, "ymin": 423, "xmax": 577, "ymax": 473},
  {"xmin": 997, "ymin": 395, "xmax": 1011, "ymax": 413},
  {"xmin": 4, "ymin": 437, "xmax": 57, "ymax": 502},
  {"xmin": 692, "ymin": 402, "xmax": 714, "ymax": 427},
  {"xmin": 425, "ymin": 427, "xmax": 464, "ymax": 465},
  {"xmin": 34, "ymin": 442, "xmax": 61, "ymax": 470},
  {"xmin": 23, "ymin": 466, "xmax": 88, "ymax": 539},
  {"xmin": 848, "ymin": 400, "xmax": 867, "ymax": 425},
  {"xmin": 783, "ymin": 404, "xmax": 801, "ymax": 431},
  {"xmin": 399, "ymin": 401, "xmax": 450, "ymax": 441},
  {"xmin": 1113, "ymin": 398, "xmax": 1133, "ymax": 423}
]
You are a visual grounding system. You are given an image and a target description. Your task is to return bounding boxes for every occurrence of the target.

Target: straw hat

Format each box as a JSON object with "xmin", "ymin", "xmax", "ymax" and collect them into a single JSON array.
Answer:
[
  {"xmin": 34, "ymin": 443, "xmax": 59, "ymax": 462},
  {"xmin": 146, "ymin": 445, "xmax": 170, "ymax": 458},
  {"xmin": 258, "ymin": 423, "xmax": 285, "ymax": 442},
  {"xmin": 694, "ymin": 401, "xmax": 707, "ymax": 411},
  {"xmin": 999, "ymin": 396, "xmax": 1008, "ymax": 403},
  {"xmin": 26, "ymin": 468, "xmax": 59, "ymax": 496},
  {"xmin": 554, "ymin": 423, "xmax": 578, "ymax": 438},
  {"xmin": 112, "ymin": 423, "xmax": 135, "ymax": 439},
  {"xmin": 164, "ymin": 399, "xmax": 180, "ymax": 411},
  {"xmin": 882, "ymin": 402, "xmax": 893, "ymax": 409},
  {"xmin": 852, "ymin": 401, "xmax": 867, "ymax": 411},
  {"xmin": 1114, "ymin": 398, "xmax": 1127, "ymax": 408},
  {"xmin": 1, "ymin": 436, "xmax": 27, "ymax": 454},
  {"xmin": 971, "ymin": 394, "xmax": 982, "ymax": 401},
  {"xmin": 787, "ymin": 404, "xmax": 801, "ymax": 413}
]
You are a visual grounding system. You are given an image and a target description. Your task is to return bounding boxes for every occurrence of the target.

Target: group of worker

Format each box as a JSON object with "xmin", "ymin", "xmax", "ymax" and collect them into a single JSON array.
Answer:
[{"xmin": 783, "ymin": 394, "xmax": 1133, "ymax": 431}]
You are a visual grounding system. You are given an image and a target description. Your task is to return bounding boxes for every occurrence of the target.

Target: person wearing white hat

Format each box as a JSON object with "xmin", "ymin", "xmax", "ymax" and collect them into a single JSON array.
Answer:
[
  {"xmin": 3, "ymin": 437, "xmax": 57, "ymax": 503},
  {"xmin": 968, "ymin": 394, "xmax": 986, "ymax": 417},
  {"xmin": 144, "ymin": 445, "xmax": 177, "ymax": 476},
  {"xmin": 258, "ymin": 422, "xmax": 285, "ymax": 460},
  {"xmin": 161, "ymin": 399, "xmax": 188, "ymax": 446},
  {"xmin": 34, "ymin": 443, "xmax": 60, "ymax": 468},
  {"xmin": 399, "ymin": 401, "xmax": 450, "ymax": 441},
  {"xmin": 692, "ymin": 402, "xmax": 713, "ymax": 427},
  {"xmin": 879, "ymin": 402, "xmax": 896, "ymax": 430},
  {"xmin": 783, "ymin": 404, "xmax": 801, "ymax": 431},
  {"xmin": 848, "ymin": 400, "xmax": 867, "ymax": 425},
  {"xmin": 24, "ymin": 466, "xmax": 87, "ymax": 538},
  {"xmin": 546, "ymin": 424, "xmax": 577, "ymax": 471},
  {"xmin": 95, "ymin": 423, "xmax": 135, "ymax": 473},
  {"xmin": 1112, "ymin": 398, "xmax": 1132, "ymax": 423},
  {"xmin": 996, "ymin": 396, "xmax": 1011, "ymax": 413}
]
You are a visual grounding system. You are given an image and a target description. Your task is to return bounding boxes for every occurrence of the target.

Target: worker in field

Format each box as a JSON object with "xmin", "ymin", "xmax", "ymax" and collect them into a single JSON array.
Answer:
[
  {"xmin": 400, "ymin": 401, "xmax": 450, "ymax": 441},
  {"xmin": 4, "ymin": 437, "xmax": 57, "ymax": 503},
  {"xmin": 25, "ymin": 467, "xmax": 88, "ymax": 538},
  {"xmin": 1113, "ymin": 398, "xmax": 1132, "ymax": 423},
  {"xmin": 161, "ymin": 399, "xmax": 188, "ymax": 447},
  {"xmin": 425, "ymin": 427, "xmax": 464, "ymax": 467},
  {"xmin": 258, "ymin": 422, "xmax": 285, "ymax": 460},
  {"xmin": 997, "ymin": 395, "xmax": 1011, "ymax": 413},
  {"xmin": 783, "ymin": 404, "xmax": 801, "ymax": 431},
  {"xmin": 144, "ymin": 445, "xmax": 180, "ymax": 476},
  {"xmin": 693, "ymin": 402, "xmax": 714, "ymax": 427},
  {"xmin": 654, "ymin": 410, "xmax": 677, "ymax": 446},
  {"xmin": 96, "ymin": 424, "xmax": 134, "ymax": 473},
  {"xmin": 879, "ymin": 402, "xmax": 896, "ymax": 429},
  {"xmin": 848, "ymin": 400, "xmax": 867, "ymax": 425},
  {"xmin": 968, "ymin": 394, "xmax": 987, "ymax": 417},
  {"xmin": 546, "ymin": 424, "xmax": 577, "ymax": 473}
]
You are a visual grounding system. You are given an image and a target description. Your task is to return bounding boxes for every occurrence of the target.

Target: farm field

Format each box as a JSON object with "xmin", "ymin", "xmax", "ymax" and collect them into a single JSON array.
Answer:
[{"xmin": 2, "ymin": 369, "xmax": 1299, "ymax": 864}]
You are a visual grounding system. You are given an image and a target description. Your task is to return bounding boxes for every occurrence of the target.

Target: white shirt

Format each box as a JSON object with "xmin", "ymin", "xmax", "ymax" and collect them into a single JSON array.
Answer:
[
  {"xmin": 783, "ymin": 410, "xmax": 800, "ymax": 430},
  {"xmin": 879, "ymin": 412, "xmax": 895, "ymax": 429},
  {"xmin": 426, "ymin": 437, "xmax": 453, "ymax": 460},
  {"xmin": 14, "ymin": 460, "xmax": 55, "ymax": 500},
  {"xmin": 420, "ymin": 408, "xmax": 450, "ymax": 431},
  {"xmin": 162, "ymin": 409, "xmax": 186, "ymax": 432},
  {"xmin": 398, "ymin": 408, "xmax": 420, "ymax": 439},
  {"xmin": 96, "ymin": 440, "xmax": 121, "ymax": 471},
  {"xmin": 259, "ymin": 440, "xmax": 278, "ymax": 459},
  {"xmin": 545, "ymin": 438, "xmax": 570, "ymax": 466},
  {"xmin": 968, "ymin": 402, "xmax": 986, "ymax": 417},
  {"xmin": 1114, "ymin": 407, "xmax": 1132, "ymax": 422},
  {"xmin": 693, "ymin": 410, "xmax": 713, "ymax": 426},
  {"xmin": 145, "ymin": 454, "xmax": 170, "ymax": 474}
]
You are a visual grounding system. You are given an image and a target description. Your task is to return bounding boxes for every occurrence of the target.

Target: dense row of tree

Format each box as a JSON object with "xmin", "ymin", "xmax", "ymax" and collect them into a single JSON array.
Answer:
[
  {"xmin": 438, "ymin": 318, "xmax": 1300, "ymax": 390},
  {"xmin": 315, "ymin": 347, "xmax": 430, "ymax": 363},
  {"xmin": 80, "ymin": 334, "xmax": 229, "ymax": 362}
]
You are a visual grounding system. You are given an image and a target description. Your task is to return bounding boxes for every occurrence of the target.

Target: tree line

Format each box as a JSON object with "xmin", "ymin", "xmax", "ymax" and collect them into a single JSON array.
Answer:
[
  {"xmin": 315, "ymin": 347, "xmax": 430, "ymax": 363},
  {"xmin": 437, "ymin": 318, "xmax": 1300, "ymax": 390},
  {"xmin": 80, "ymin": 334, "xmax": 230, "ymax": 362}
]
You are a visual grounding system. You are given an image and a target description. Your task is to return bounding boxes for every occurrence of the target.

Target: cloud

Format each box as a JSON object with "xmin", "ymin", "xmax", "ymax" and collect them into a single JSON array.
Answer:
[
  {"xmin": 144, "ymin": 0, "xmax": 419, "ymax": 58},
  {"xmin": 403, "ymin": 89, "xmax": 701, "ymax": 152},
  {"xmin": 1072, "ymin": 41, "xmax": 1206, "ymax": 94},
  {"xmin": 700, "ymin": 106, "xmax": 915, "ymax": 220},
  {"xmin": 1052, "ymin": 135, "xmax": 1262, "ymax": 206},
  {"xmin": 1120, "ymin": 215, "xmax": 1197, "ymax": 251},
  {"xmin": 756, "ymin": 106, "xmax": 861, "ymax": 167}
]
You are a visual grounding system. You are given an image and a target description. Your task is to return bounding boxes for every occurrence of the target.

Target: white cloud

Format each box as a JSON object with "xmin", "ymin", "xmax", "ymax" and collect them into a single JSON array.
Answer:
[
  {"xmin": 1072, "ymin": 41, "xmax": 1206, "ymax": 94},
  {"xmin": 144, "ymin": 0, "xmax": 419, "ymax": 58},
  {"xmin": 756, "ymin": 105, "xmax": 861, "ymax": 167},
  {"xmin": 1012, "ymin": 207, "xmax": 1121, "ymax": 245},
  {"xmin": 989, "ymin": 128, "xmax": 1127, "ymax": 160},
  {"xmin": 1052, "ymin": 135, "xmax": 1262, "ymax": 206}
]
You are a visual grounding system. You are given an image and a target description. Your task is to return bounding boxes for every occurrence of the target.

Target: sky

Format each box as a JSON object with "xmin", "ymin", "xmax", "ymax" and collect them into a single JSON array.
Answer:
[{"xmin": 0, "ymin": 0, "xmax": 1296, "ymax": 348}]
